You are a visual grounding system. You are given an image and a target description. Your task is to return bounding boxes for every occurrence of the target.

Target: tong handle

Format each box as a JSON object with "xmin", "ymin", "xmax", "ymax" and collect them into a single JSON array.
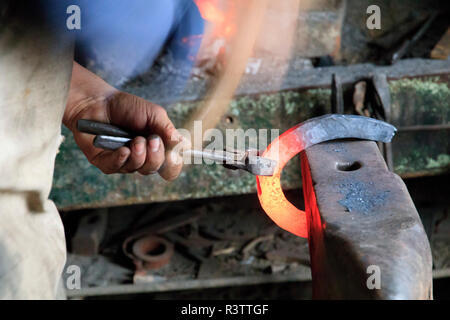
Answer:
[
  {"xmin": 77, "ymin": 119, "xmax": 133, "ymax": 138},
  {"xmin": 77, "ymin": 119, "xmax": 245, "ymax": 165}
]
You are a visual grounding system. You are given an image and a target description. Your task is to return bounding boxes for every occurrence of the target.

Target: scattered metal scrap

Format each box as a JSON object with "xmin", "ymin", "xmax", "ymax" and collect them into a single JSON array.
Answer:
[
  {"xmin": 62, "ymin": 183, "xmax": 450, "ymax": 298},
  {"xmin": 122, "ymin": 209, "xmax": 205, "ymax": 279},
  {"xmin": 131, "ymin": 235, "xmax": 174, "ymax": 271}
]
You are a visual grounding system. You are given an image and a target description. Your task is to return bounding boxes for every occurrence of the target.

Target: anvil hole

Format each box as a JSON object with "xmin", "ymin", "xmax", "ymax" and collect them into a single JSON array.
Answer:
[{"xmin": 336, "ymin": 161, "xmax": 361, "ymax": 172}]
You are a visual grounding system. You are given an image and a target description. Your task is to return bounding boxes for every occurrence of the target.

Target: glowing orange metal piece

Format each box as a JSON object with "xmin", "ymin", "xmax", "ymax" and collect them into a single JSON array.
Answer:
[{"xmin": 256, "ymin": 125, "xmax": 308, "ymax": 238}]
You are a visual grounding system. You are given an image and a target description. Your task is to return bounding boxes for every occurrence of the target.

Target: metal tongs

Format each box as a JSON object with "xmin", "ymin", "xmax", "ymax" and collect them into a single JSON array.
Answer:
[{"xmin": 77, "ymin": 120, "xmax": 277, "ymax": 176}]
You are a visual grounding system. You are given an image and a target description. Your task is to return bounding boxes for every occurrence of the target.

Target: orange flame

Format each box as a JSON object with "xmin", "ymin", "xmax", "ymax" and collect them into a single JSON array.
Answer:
[
  {"xmin": 194, "ymin": 0, "xmax": 225, "ymax": 23},
  {"xmin": 194, "ymin": 0, "xmax": 236, "ymax": 38}
]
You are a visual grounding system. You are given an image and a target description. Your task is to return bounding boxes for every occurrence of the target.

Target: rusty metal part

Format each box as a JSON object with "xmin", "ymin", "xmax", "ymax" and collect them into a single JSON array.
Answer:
[
  {"xmin": 123, "ymin": 208, "xmax": 209, "ymax": 276},
  {"xmin": 132, "ymin": 235, "xmax": 174, "ymax": 270},
  {"xmin": 123, "ymin": 210, "xmax": 203, "ymax": 259},
  {"xmin": 123, "ymin": 209, "xmax": 204, "ymax": 272},
  {"xmin": 301, "ymin": 139, "xmax": 433, "ymax": 299}
]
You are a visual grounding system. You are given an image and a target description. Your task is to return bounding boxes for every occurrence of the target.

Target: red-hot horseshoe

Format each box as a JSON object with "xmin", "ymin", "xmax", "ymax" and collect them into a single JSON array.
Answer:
[{"xmin": 256, "ymin": 114, "xmax": 397, "ymax": 238}]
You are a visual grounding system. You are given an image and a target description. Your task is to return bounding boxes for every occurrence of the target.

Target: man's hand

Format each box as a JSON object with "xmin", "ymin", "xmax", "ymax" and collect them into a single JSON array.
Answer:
[{"xmin": 63, "ymin": 62, "xmax": 188, "ymax": 180}]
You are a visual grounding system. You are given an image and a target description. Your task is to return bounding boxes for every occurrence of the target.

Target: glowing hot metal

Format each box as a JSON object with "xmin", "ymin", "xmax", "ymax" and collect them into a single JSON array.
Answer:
[{"xmin": 256, "ymin": 114, "xmax": 397, "ymax": 238}]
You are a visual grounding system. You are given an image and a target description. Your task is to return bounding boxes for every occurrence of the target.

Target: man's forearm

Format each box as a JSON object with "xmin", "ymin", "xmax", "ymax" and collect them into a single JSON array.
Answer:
[{"xmin": 63, "ymin": 62, "xmax": 117, "ymax": 131}]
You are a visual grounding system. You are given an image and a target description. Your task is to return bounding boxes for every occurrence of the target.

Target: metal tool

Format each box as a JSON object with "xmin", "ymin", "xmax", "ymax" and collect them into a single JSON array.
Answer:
[{"xmin": 77, "ymin": 119, "xmax": 278, "ymax": 176}]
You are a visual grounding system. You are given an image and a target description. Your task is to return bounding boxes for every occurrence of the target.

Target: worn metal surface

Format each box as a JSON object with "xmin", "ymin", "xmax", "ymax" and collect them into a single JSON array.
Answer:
[
  {"xmin": 51, "ymin": 68, "xmax": 449, "ymax": 210},
  {"xmin": 301, "ymin": 139, "xmax": 433, "ymax": 299},
  {"xmin": 291, "ymin": 114, "xmax": 396, "ymax": 147}
]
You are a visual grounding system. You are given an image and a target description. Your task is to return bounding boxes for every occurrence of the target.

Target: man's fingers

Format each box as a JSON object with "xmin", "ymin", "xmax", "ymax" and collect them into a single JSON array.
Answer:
[
  {"xmin": 120, "ymin": 137, "xmax": 147, "ymax": 173},
  {"xmin": 138, "ymin": 135, "xmax": 165, "ymax": 175},
  {"xmin": 156, "ymin": 127, "xmax": 191, "ymax": 181},
  {"xmin": 103, "ymin": 93, "xmax": 188, "ymax": 179},
  {"xmin": 91, "ymin": 147, "xmax": 130, "ymax": 174},
  {"xmin": 146, "ymin": 107, "xmax": 191, "ymax": 181},
  {"xmin": 147, "ymin": 105, "xmax": 184, "ymax": 150},
  {"xmin": 158, "ymin": 149, "xmax": 183, "ymax": 181}
]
